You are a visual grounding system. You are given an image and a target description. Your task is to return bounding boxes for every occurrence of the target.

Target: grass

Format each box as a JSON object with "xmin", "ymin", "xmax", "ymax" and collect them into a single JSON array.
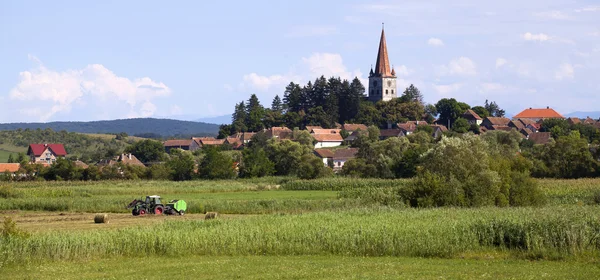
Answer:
[
  {"xmin": 0, "ymin": 143, "xmax": 26, "ymax": 163},
  {"xmin": 4, "ymin": 255, "xmax": 600, "ymax": 280},
  {"xmin": 2, "ymin": 207, "xmax": 600, "ymax": 264}
]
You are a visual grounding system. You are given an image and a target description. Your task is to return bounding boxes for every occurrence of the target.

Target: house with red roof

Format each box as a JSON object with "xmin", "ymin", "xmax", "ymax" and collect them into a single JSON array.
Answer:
[
  {"xmin": 27, "ymin": 144, "xmax": 67, "ymax": 165},
  {"xmin": 513, "ymin": 107, "xmax": 564, "ymax": 122},
  {"xmin": 313, "ymin": 133, "xmax": 343, "ymax": 148}
]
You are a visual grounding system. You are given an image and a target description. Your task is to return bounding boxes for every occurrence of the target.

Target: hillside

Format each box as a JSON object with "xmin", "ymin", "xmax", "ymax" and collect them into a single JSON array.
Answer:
[
  {"xmin": 0, "ymin": 118, "xmax": 220, "ymax": 137},
  {"xmin": 0, "ymin": 129, "xmax": 143, "ymax": 163}
]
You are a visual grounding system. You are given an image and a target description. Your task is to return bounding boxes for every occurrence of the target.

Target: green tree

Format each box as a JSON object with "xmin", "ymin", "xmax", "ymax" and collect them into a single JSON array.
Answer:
[
  {"xmin": 245, "ymin": 94, "xmax": 266, "ymax": 132},
  {"xmin": 166, "ymin": 149, "xmax": 196, "ymax": 181},
  {"xmin": 297, "ymin": 154, "xmax": 331, "ymax": 179},
  {"xmin": 399, "ymin": 84, "xmax": 424, "ymax": 104},
  {"xmin": 7, "ymin": 154, "xmax": 14, "ymax": 163},
  {"xmin": 199, "ymin": 147, "xmax": 236, "ymax": 179},
  {"xmin": 231, "ymin": 102, "xmax": 248, "ymax": 133},
  {"xmin": 239, "ymin": 147, "xmax": 275, "ymax": 178},
  {"xmin": 283, "ymin": 82, "xmax": 303, "ymax": 113},
  {"xmin": 125, "ymin": 139, "xmax": 166, "ymax": 163},
  {"xmin": 484, "ymin": 100, "xmax": 506, "ymax": 117},
  {"xmin": 451, "ymin": 118, "xmax": 470, "ymax": 133},
  {"xmin": 435, "ymin": 98, "xmax": 470, "ymax": 128},
  {"xmin": 471, "ymin": 106, "xmax": 489, "ymax": 119},
  {"xmin": 265, "ymin": 139, "xmax": 312, "ymax": 176}
]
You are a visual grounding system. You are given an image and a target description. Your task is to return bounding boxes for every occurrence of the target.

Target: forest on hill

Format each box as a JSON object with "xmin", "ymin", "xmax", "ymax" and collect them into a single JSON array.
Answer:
[{"xmin": 0, "ymin": 118, "xmax": 220, "ymax": 138}]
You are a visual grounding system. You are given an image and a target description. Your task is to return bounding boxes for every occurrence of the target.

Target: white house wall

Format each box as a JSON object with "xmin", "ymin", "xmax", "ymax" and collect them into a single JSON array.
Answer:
[{"xmin": 314, "ymin": 141, "xmax": 342, "ymax": 149}]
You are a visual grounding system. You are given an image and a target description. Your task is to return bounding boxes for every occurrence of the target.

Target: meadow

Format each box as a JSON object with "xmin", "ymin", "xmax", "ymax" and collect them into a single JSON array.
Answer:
[{"xmin": 2, "ymin": 177, "xmax": 600, "ymax": 278}]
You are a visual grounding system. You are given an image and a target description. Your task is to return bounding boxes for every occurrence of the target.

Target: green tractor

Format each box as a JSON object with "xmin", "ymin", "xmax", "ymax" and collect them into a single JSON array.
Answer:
[{"xmin": 127, "ymin": 195, "xmax": 187, "ymax": 216}]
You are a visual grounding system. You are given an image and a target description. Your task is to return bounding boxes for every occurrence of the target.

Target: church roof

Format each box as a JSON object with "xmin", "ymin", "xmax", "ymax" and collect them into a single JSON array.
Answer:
[
  {"xmin": 513, "ymin": 108, "xmax": 564, "ymax": 119},
  {"xmin": 374, "ymin": 28, "xmax": 393, "ymax": 77}
]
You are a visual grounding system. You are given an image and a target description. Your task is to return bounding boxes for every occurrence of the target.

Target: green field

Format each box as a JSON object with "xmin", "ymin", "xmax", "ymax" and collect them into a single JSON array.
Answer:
[
  {"xmin": 5, "ymin": 255, "xmax": 600, "ymax": 279},
  {"xmin": 0, "ymin": 143, "xmax": 26, "ymax": 163},
  {"xmin": 2, "ymin": 178, "xmax": 600, "ymax": 278}
]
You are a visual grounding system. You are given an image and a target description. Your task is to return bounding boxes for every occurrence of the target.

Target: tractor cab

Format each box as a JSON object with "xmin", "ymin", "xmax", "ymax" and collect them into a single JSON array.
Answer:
[{"xmin": 146, "ymin": 195, "xmax": 162, "ymax": 205}]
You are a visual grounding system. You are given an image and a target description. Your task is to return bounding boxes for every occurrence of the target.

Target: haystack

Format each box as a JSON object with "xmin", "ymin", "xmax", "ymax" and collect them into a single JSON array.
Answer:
[
  {"xmin": 205, "ymin": 212, "xmax": 218, "ymax": 220},
  {"xmin": 94, "ymin": 214, "xmax": 109, "ymax": 224}
]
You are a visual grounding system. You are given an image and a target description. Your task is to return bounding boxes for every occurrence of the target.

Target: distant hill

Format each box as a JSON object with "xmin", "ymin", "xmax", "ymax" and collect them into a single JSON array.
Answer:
[
  {"xmin": 565, "ymin": 111, "xmax": 600, "ymax": 119},
  {"xmin": 0, "ymin": 118, "xmax": 219, "ymax": 137},
  {"xmin": 196, "ymin": 114, "xmax": 231, "ymax": 125}
]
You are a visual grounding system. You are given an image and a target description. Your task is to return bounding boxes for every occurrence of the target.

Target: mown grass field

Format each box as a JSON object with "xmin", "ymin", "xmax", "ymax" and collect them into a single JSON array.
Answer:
[
  {"xmin": 0, "ymin": 143, "xmax": 26, "ymax": 163},
  {"xmin": 2, "ymin": 177, "xmax": 600, "ymax": 279}
]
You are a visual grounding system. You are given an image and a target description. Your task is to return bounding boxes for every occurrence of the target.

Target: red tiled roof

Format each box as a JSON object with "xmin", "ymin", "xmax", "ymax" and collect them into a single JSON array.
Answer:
[
  {"xmin": 492, "ymin": 125, "xmax": 513, "ymax": 131},
  {"xmin": 306, "ymin": 126, "xmax": 323, "ymax": 131},
  {"xmin": 0, "ymin": 163, "xmax": 20, "ymax": 173},
  {"xmin": 225, "ymin": 137, "xmax": 243, "ymax": 148},
  {"xmin": 163, "ymin": 139, "xmax": 192, "ymax": 147},
  {"xmin": 314, "ymin": 149, "xmax": 334, "ymax": 158},
  {"xmin": 379, "ymin": 129, "xmax": 404, "ymax": 137},
  {"xmin": 430, "ymin": 125, "xmax": 448, "ymax": 132},
  {"xmin": 463, "ymin": 109, "xmax": 482, "ymax": 120},
  {"xmin": 397, "ymin": 123, "xmax": 417, "ymax": 132},
  {"xmin": 201, "ymin": 139, "xmax": 226, "ymax": 146},
  {"xmin": 509, "ymin": 120, "xmax": 525, "ymax": 130},
  {"xmin": 333, "ymin": 148, "xmax": 359, "ymax": 160},
  {"xmin": 529, "ymin": 132, "xmax": 552, "ymax": 145},
  {"xmin": 312, "ymin": 134, "xmax": 344, "ymax": 142},
  {"xmin": 28, "ymin": 144, "xmax": 67, "ymax": 157},
  {"xmin": 311, "ymin": 129, "xmax": 341, "ymax": 135},
  {"xmin": 342, "ymin": 124, "xmax": 368, "ymax": 131},
  {"xmin": 584, "ymin": 117, "xmax": 597, "ymax": 124},
  {"xmin": 485, "ymin": 117, "xmax": 511, "ymax": 126},
  {"xmin": 567, "ymin": 117, "xmax": 581, "ymax": 125},
  {"xmin": 513, "ymin": 108, "xmax": 564, "ymax": 119}
]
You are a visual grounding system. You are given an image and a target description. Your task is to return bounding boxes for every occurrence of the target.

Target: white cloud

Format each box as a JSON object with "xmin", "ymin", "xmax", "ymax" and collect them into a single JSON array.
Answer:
[
  {"xmin": 242, "ymin": 73, "xmax": 287, "ymax": 91},
  {"xmin": 438, "ymin": 57, "xmax": 477, "ymax": 76},
  {"xmin": 479, "ymin": 83, "xmax": 505, "ymax": 93},
  {"xmin": 6, "ymin": 56, "xmax": 170, "ymax": 122},
  {"xmin": 534, "ymin": 11, "xmax": 570, "ymax": 20},
  {"xmin": 240, "ymin": 53, "xmax": 365, "ymax": 92},
  {"xmin": 286, "ymin": 25, "xmax": 337, "ymax": 38},
  {"xmin": 522, "ymin": 32, "xmax": 550, "ymax": 42},
  {"xmin": 432, "ymin": 83, "xmax": 463, "ymax": 95},
  {"xmin": 496, "ymin": 58, "xmax": 508, "ymax": 68},
  {"xmin": 393, "ymin": 65, "xmax": 411, "ymax": 76},
  {"xmin": 575, "ymin": 6, "xmax": 600, "ymax": 13},
  {"xmin": 428, "ymin": 37, "xmax": 444, "ymax": 46},
  {"xmin": 555, "ymin": 63, "xmax": 575, "ymax": 80}
]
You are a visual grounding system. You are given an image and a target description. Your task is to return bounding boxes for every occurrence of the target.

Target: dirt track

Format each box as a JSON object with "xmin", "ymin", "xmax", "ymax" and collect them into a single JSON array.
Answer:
[{"xmin": 1, "ymin": 211, "xmax": 224, "ymax": 233}]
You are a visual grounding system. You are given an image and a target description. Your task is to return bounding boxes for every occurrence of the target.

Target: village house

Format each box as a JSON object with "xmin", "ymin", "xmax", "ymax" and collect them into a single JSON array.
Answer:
[
  {"xmin": 230, "ymin": 132, "xmax": 256, "ymax": 144},
  {"xmin": 98, "ymin": 153, "xmax": 145, "ymax": 167},
  {"xmin": 513, "ymin": 107, "xmax": 564, "ymax": 122},
  {"xmin": 190, "ymin": 137, "xmax": 225, "ymax": 150},
  {"xmin": 266, "ymin": 127, "xmax": 293, "ymax": 140},
  {"xmin": 27, "ymin": 144, "xmax": 67, "ymax": 165},
  {"xmin": 462, "ymin": 109, "xmax": 483, "ymax": 125},
  {"xmin": 313, "ymin": 149, "xmax": 334, "ymax": 167},
  {"xmin": 224, "ymin": 137, "xmax": 243, "ymax": 149},
  {"xmin": 342, "ymin": 123, "xmax": 368, "ymax": 133},
  {"xmin": 528, "ymin": 132, "xmax": 553, "ymax": 145},
  {"xmin": 567, "ymin": 117, "xmax": 581, "ymax": 125},
  {"xmin": 333, "ymin": 148, "xmax": 358, "ymax": 171},
  {"xmin": 313, "ymin": 134, "xmax": 343, "ymax": 148},
  {"xmin": 305, "ymin": 126, "xmax": 323, "ymax": 132},
  {"xmin": 481, "ymin": 117, "xmax": 511, "ymax": 130},
  {"xmin": 163, "ymin": 139, "xmax": 192, "ymax": 153},
  {"xmin": 379, "ymin": 129, "xmax": 405, "ymax": 140},
  {"xmin": 0, "ymin": 163, "xmax": 20, "ymax": 177},
  {"xmin": 430, "ymin": 125, "xmax": 448, "ymax": 138},
  {"xmin": 310, "ymin": 128, "xmax": 342, "ymax": 135}
]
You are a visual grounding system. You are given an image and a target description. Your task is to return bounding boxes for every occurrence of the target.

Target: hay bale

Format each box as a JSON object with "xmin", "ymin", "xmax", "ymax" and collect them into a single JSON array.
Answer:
[
  {"xmin": 94, "ymin": 214, "xmax": 109, "ymax": 224},
  {"xmin": 205, "ymin": 212, "xmax": 218, "ymax": 220}
]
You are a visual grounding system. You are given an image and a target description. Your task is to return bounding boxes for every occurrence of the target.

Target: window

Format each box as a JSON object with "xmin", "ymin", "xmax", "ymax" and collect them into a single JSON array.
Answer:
[
  {"xmin": 385, "ymin": 89, "xmax": 388, "ymax": 95},
  {"xmin": 391, "ymin": 90, "xmax": 394, "ymax": 94}
]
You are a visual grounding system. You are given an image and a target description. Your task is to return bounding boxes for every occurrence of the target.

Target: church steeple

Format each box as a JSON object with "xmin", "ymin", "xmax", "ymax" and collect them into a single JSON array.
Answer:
[
  {"xmin": 368, "ymin": 24, "xmax": 397, "ymax": 102},
  {"xmin": 374, "ymin": 26, "xmax": 392, "ymax": 77}
]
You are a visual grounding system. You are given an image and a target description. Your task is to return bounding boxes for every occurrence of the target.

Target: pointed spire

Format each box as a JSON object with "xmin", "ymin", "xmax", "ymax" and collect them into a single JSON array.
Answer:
[
  {"xmin": 391, "ymin": 66, "xmax": 396, "ymax": 76},
  {"xmin": 374, "ymin": 24, "xmax": 392, "ymax": 77}
]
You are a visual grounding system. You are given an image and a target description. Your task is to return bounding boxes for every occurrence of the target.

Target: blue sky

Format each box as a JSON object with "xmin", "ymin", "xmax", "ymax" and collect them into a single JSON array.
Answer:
[{"xmin": 1, "ymin": 0, "xmax": 599, "ymax": 122}]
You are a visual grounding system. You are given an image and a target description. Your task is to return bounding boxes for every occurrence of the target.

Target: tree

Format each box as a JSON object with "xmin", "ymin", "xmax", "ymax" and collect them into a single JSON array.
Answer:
[
  {"xmin": 166, "ymin": 149, "xmax": 195, "ymax": 181},
  {"xmin": 239, "ymin": 147, "xmax": 275, "ymax": 178},
  {"xmin": 399, "ymin": 84, "xmax": 424, "ymax": 104},
  {"xmin": 271, "ymin": 95, "xmax": 283, "ymax": 112},
  {"xmin": 540, "ymin": 118, "xmax": 570, "ymax": 138},
  {"xmin": 199, "ymin": 147, "xmax": 236, "ymax": 179},
  {"xmin": 471, "ymin": 106, "xmax": 490, "ymax": 119},
  {"xmin": 231, "ymin": 102, "xmax": 248, "ymax": 133},
  {"xmin": 452, "ymin": 118, "xmax": 470, "ymax": 133},
  {"xmin": 283, "ymin": 82, "xmax": 303, "ymax": 113},
  {"xmin": 7, "ymin": 154, "xmax": 14, "ymax": 163},
  {"xmin": 297, "ymin": 154, "xmax": 331, "ymax": 179},
  {"xmin": 424, "ymin": 104, "xmax": 438, "ymax": 123},
  {"xmin": 353, "ymin": 101, "xmax": 381, "ymax": 126},
  {"xmin": 484, "ymin": 100, "xmax": 506, "ymax": 117},
  {"xmin": 125, "ymin": 139, "xmax": 166, "ymax": 163},
  {"xmin": 435, "ymin": 98, "xmax": 470, "ymax": 128},
  {"xmin": 245, "ymin": 94, "xmax": 266, "ymax": 132},
  {"xmin": 292, "ymin": 128, "xmax": 315, "ymax": 147},
  {"xmin": 265, "ymin": 139, "xmax": 312, "ymax": 176}
]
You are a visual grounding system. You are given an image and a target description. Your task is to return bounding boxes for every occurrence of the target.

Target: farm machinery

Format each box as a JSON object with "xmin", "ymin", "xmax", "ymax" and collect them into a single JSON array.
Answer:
[{"xmin": 127, "ymin": 195, "xmax": 187, "ymax": 216}]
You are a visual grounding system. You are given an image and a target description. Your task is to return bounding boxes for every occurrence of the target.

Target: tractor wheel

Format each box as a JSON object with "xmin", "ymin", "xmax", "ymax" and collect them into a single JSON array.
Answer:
[
  {"xmin": 179, "ymin": 210, "xmax": 185, "ymax": 216},
  {"xmin": 139, "ymin": 209, "xmax": 146, "ymax": 216},
  {"xmin": 154, "ymin": 205, "xmax": 164, "ymax": 215},
  {"xmin": 132, "ymin": 209, "xmax": 139, "ymax": 216}
]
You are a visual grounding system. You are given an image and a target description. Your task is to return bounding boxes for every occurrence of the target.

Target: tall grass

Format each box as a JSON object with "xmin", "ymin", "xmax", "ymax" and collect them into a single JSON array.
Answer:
[
  {"xmin": 2, "ymin": 207, "xmax": 599, "ymax": 263},
  {"xmin": 282, "ymin": 178, "xmax": 411, "ymax": 191}
]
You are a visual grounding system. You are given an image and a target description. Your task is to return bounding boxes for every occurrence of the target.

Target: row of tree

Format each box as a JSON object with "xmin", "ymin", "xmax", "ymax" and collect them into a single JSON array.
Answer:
[{"xmin": 218, "ymin": 76, "xmax": 507, "ymax": 138}]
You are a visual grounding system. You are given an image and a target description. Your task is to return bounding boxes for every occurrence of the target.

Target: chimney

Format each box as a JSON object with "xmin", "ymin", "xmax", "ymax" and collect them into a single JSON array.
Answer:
[
  {"xmin": 547, "ymin": 106, "xmax": 549, "ymax": 109},
  {"xmin": 128, "ymin": 153, "xmax": 132, "ymax": 160}
]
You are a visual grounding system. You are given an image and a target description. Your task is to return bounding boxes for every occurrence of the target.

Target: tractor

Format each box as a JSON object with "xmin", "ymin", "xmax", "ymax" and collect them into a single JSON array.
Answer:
[{"xmin": 127, "ymin": 195, "xmax": 187, "ymax": 216}]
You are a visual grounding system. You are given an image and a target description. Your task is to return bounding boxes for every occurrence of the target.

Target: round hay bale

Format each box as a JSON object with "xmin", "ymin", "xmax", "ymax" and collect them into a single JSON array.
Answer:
[
  {"xmin": 94, "ymin": 214, "xmax": 109, "ymax": 224},
  {"xmin": 205, "ymin": 212, "xmax": 218, "ymax": 220}
]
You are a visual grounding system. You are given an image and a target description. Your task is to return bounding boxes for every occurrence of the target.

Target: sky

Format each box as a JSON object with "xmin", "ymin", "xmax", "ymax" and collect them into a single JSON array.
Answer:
[{"xmin": 1, "ymin": 0, "xmax": 599, "ymax": 123}]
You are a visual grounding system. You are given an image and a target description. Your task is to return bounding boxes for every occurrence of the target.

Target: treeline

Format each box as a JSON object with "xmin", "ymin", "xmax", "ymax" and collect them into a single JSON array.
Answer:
[
  {"xmin": 0, "ymin": 129, "xmax": 135, "ymax": 163},
  {"xmin": 219, "ymin": 76, "xmax": 507, "ymax": 137},
  {"xmin": 0, "ymin": 118, "xmax": 220, "ymax": 137}
]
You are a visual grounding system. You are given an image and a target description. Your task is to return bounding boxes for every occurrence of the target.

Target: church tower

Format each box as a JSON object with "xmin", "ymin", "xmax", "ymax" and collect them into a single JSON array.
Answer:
[{"xmin": 368, "ymin": 26, "xmax": 397, "ymax": 102}]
